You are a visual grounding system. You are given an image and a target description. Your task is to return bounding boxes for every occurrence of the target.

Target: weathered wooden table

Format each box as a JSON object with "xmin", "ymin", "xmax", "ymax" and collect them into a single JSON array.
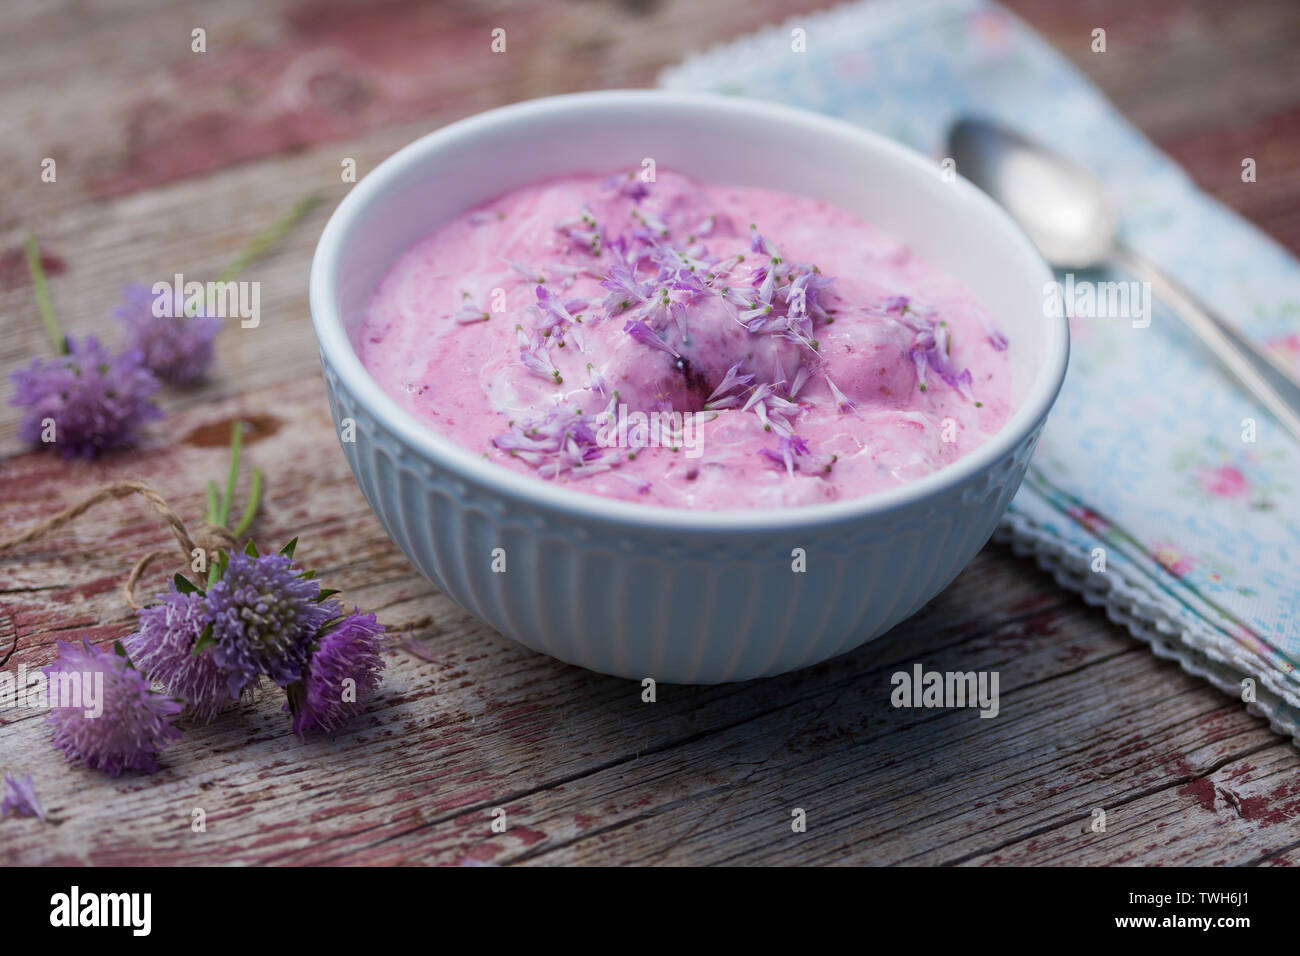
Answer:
[{"xmin": 3, "ymin": 0, "xmax": 1298, "ymax": 866}]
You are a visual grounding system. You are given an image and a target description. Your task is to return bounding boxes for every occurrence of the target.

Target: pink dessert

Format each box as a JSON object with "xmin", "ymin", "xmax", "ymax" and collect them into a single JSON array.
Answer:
[{"xmin": 356, "ymin": 170, "xmax": 1012, "ymax": 509}]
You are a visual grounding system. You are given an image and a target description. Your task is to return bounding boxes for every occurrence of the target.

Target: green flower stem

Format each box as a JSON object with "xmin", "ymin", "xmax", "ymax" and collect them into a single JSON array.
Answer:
[
  {"xmin": 206, "ymin": 481, "xmax": 220, "ymax": 525},
  {"xmin": 204, "ymin": 424, "xmax": 263, "ymax": 584},
  {"xmin": 24, "ymin": 235, "xmax": 66, "ymax": 355},
  {"xmin": 183, "ymin": 193, "xmax": 323, "ymax": 318},
  {"xmin": 232, "ymin": 467, "xmax": 263, "ymax": 539},
  {"xmin": 212, "ymin": 420, "xmax": 263, "ymax": 536},
  {"xmin": 215, "ymin": 193, "xmax": 323, "ymax": 285},
  {"xmin": 218, "ymin": 421, "xmax": 244, "ymax": 529}
]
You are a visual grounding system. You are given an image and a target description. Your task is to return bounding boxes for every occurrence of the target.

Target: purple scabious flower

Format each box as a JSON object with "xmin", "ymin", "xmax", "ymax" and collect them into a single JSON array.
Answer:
[
  {"xmin": 203, "ymin": 552, "xmax": 341, "ymax": 696},
  {"xmin": 1, "ymin": 774, "xmax": 45, "ymax": 820},
  {"xmin": 113, "ymin": 283, "xmax": 220, "ymax": 385},
  {"xmin": 288, "ymin": 611, "xmax": 388, "ymax": 737},
  {"xmin": 9, "ymin": 335, "xmax": 162, "ymax": 458},
  {"xmin": 122, "ymin": 584, "xmax": 231, "ymax": 723},
  {"xmin": 43, "ymin": 639, "xmax": 182, "ymax": 778}
]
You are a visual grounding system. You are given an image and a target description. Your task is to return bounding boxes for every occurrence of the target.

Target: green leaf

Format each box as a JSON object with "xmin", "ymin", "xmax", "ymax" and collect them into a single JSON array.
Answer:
[
  {"xmin": 232, "ymin": 466, "xmax": 264, "ymax": 539},
  {"xmin": 113, "ymin": 640, "xmax": 133, "ymax": 667},
  {"xmin": 218, "ymin": 421, "xmax": 244, "ymax": 530},
  {"xmin": 215, "ymin": 193, "xmax": 323, "ymax": 286},
  {"xmin": 300, "ymin": 569, "xmax": 317, "ymax": 581},
  {"xmin": 191, "ymin": 621, "xmax": 215, "ymax": 656},
  {"xmin": 173, "ymin": 573, "xmax": 203, "ymax": 596},
  {"xmin": 244, "ymin": 538, "xmax": 259, "ymax": 558},
  {"xmin": 279, "ymin": 536, "xmax": 299, "ymax": 559},
  {"xmin": 316, "ymin": 588, "xmax": 341, "ymax": 602},
  {"xmin": 209, "ymin": 547, "xmax": 228, "ymax": 587},
  {"xmin": 284, "ymin": 681, "xmax": 305, "ymax": 717}
]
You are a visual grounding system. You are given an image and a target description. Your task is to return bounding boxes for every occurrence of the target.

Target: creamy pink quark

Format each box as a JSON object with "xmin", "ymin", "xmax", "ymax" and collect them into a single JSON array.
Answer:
[{"xmin": 356, "ymin": 170, "xmax": 1012, "ymax": 509}]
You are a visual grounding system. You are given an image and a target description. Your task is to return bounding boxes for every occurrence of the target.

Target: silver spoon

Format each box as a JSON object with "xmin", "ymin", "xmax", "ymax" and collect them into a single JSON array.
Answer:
[{"xmin": 948, "ymin": 117, "xmax": 1300, "ymax": 444}]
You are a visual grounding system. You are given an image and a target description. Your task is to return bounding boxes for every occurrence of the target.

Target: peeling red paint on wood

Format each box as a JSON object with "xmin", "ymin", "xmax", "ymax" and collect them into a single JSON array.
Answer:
[{"xmin": 0, "ymin": 248, "xmax": 65, "ymax": 290}]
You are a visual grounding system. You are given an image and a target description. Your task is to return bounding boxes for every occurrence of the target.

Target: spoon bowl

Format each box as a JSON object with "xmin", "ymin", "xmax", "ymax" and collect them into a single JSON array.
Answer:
[{"xmin": 948, "ymin": 118, "xmax": 1116, "ymax": 270}]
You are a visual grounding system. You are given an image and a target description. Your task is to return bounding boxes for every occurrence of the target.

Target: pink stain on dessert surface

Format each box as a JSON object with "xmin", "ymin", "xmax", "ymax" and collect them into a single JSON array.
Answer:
[{"xmin": 358, "ymin": 170, "xmax": 1013, "ymax": 510}]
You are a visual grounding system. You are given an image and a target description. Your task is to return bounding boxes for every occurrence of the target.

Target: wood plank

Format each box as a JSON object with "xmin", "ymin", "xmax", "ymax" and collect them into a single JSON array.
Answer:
[
  {"xmin": 0, "ymin": 0, "xmax": 845, "ymax": 229},
  {"xmin": 2, "ymin": 0, "xmax": 1299, "ymax": 866},
  {"xmin": 962, "ymin": 740, "xmax": 1300, "ymax": 866}
]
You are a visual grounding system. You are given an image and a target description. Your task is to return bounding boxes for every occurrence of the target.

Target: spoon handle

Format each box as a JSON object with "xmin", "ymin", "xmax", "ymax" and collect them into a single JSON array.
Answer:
[{"xmin": 1114, "ymin": 244, "xmax": 1300, "ymax": 445}]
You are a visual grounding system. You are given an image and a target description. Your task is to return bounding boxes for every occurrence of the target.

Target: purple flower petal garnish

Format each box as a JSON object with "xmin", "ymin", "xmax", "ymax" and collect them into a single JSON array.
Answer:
[
  {"xmin": 492, "ymin": 405, "xmax": 608, "ymax": 478},
  {"xmin": 450, "ymin": 291, "xmax": 491, "ymax": 324},
  {"xmin": 825, "ymin": 374, "xmax": 856, "ymax": 413},
  {"xmin": 758, "ymin": 434, "xmax": 811, "ymax": 478},
  {"xmin": 704, "ymin": 362, "xmax": 755, "ymax": 410},
  {"xmin": 623, "ymin": 319, "xmax": 680, "ymax": 358},
  {"xmin": 1, "ymin": 774, "xmax": 45, "ymax": 820}
]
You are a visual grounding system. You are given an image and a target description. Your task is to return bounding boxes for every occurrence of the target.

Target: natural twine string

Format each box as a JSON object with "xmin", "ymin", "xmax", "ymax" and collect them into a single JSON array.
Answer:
[{"xmin": 0, "ymin": 479, "xmax": 237, "ymax": 609}]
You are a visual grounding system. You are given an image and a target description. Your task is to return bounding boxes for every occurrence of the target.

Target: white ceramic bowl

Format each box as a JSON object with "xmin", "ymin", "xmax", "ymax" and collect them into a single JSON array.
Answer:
[{"xmin": 309, "ymin": 90, "xmax": 1067, "ymax": 683}]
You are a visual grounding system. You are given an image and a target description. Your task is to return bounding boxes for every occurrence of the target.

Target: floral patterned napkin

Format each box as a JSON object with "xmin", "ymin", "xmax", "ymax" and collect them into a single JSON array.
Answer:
[{"xmin": 660, "ymin": 0, "xmax": 1300, "ymax": 740}]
